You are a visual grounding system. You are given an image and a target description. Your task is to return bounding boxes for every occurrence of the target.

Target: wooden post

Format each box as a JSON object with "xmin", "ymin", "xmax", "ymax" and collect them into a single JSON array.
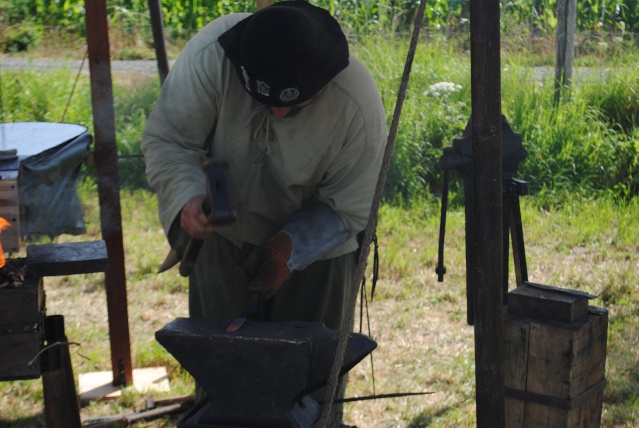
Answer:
[
  {"xmin": 42, "ymin": 315, "xmax": 81, "ymax": 428},
  {"xmin": 148, "ymin": 0, "xmax": 170, "ymax": 85},
  {"xmin": 554, "ymin": 0, "xmax": 577, "ymax": 103},
  {"xmin": 470, "ymin": 0, "xmax": 505, "ymax": 426},
  {"xmin": 84, "ymin": 0, "xmax": 134, "ymax": 386}
]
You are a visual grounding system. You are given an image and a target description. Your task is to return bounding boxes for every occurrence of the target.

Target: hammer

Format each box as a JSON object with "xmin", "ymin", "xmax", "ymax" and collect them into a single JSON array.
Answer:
[{"xmin": 158, "ymin": 157, "xmax": 236, "ymax": 276}]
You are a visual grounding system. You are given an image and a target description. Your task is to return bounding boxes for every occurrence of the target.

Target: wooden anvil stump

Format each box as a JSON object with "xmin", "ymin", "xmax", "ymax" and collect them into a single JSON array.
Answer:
[
  {"xmin": 156, "ymin": 317, "xmax": 377, "ymax": 428},
  {"xmin": 504, "ymin": 282, "xmax": 608, "ymax": 428}
]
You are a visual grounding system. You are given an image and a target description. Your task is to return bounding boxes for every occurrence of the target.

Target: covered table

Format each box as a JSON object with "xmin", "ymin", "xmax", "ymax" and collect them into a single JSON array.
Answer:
[{"xmin": 0, "ymin": 122, "xmax": 92, "ymax": 252}]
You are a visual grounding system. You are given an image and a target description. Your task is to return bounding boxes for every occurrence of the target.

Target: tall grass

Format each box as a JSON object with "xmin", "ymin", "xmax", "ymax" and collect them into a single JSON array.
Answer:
[
  {"xmin": 5, "ymin": 0, "xmax": 639, "ymax": 35},
  {"xmin": 2, "ymin": 36, "xmax": 637, "ymax": 201}
]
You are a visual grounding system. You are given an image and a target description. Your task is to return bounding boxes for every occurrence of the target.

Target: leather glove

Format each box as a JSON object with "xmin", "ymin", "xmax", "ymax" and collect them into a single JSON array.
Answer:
[
  {"xmin": 235, "ymin": 202, "xmax": 350, "ymax": 299},
  {"xmin": 239, "ymin": 232, "xmax": 293, "ymax": 300}
]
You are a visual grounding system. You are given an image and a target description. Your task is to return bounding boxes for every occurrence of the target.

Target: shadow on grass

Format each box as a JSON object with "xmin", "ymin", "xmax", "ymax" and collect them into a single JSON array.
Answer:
[
  {"xmin": 407, "ymin": 401, "xmax": 467, "ymax": 427},
  {"xmin": 0, "ymin": 414, "xmax": 46, "ymax": 428}
]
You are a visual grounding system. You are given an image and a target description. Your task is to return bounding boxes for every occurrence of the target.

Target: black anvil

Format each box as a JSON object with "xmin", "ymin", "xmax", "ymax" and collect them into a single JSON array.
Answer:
[{"xmin": 156, "ymin": 318, "xmax": 376, "ymax": 428}]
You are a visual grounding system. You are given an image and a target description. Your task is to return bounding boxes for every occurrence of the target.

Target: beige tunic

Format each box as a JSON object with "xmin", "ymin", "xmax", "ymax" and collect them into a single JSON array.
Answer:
[{"xmin": 142, "ymin": 13, "xmax": 387, "ymax": 258}]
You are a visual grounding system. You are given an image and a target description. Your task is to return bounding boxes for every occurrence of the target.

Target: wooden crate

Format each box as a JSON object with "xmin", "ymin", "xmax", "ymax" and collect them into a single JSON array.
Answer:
[
  {"xmin": 0, "ymin": 176, "xmax": 22, "ymax": 253},
  {"xmin": 504, "ymin": 284, "xmax": 608, "ymax": 428},
  {"xmin": 0, "ymin": 274, "xmax": 45, "ymax": 380}
]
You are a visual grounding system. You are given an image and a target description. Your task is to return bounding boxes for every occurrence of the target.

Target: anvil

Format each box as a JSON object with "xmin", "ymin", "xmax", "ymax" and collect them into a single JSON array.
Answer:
[{"xmin": 155, "ymin": 318, "xmax": 377, "ymax": 428}]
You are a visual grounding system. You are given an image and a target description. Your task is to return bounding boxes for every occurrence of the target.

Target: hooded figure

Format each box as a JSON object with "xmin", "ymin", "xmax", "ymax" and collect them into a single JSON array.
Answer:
[{"xmin": 142, "ymin": 1, "xmax": 387, "ymax": 424}]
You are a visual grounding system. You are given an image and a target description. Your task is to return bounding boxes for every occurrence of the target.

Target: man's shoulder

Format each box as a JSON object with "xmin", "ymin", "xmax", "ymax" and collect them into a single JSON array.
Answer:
[
  {"xmin": 331, "ymin": 55, "xmax": 384, "ymax": 111},
  {"xmin": 187, "ymin": 13, "xmax": 251, "ymax": 52},
  {"xmin": 203, "ymin": 13, "xmax": 251, "ymax": 34},
  {"xmin": 335, "ymin": 56, "xmax": 378, "ymax": 92}
]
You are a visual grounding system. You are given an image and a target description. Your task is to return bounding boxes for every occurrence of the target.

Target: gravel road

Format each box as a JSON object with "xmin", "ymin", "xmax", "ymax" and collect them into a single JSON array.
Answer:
[
  {"xmin": 0, "ymin": 57, "xmax": 173, "ymax": 75},
  {"xmin": 0, "ymin": 56, "xmax": 613, "ymax": 83}
]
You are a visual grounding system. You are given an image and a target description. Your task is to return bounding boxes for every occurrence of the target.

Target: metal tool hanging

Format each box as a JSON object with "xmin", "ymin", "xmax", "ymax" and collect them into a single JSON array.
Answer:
[{"xmin": 436, "ymin": 115, "xmax": 529, "ymax": 325}]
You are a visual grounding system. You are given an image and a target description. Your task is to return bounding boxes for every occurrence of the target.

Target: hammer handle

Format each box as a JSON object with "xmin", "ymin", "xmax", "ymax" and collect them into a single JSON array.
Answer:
[
  {"xmin": 179, "ymin": 237, "xmax": 204, "ymax": 277},
  {"xmin": 178, "ymin": 158, "xmax": 236, "ymax": 277},
  {"xmin": 178, "ymin": 198, "xmax": 211, "ymax": 277}
]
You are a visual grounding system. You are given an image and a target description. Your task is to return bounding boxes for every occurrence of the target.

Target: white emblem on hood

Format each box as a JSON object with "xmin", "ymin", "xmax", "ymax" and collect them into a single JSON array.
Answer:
[
  {"xmin": 257, "ymin": 80, "xmax": 270, "ymax": 96},
  {"xmin": 241, "ymin": 66, "xmax": 250, "ymax": 91},
  {"xmin": 279, "ymin": 88, "xmax": 300, "ymax": 103}
]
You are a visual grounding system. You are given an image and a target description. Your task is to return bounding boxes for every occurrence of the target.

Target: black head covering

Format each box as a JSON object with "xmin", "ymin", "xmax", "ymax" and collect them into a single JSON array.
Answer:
[{"xmin": 219, "ymin": 1, "xmax": 349, "ymax": 107}]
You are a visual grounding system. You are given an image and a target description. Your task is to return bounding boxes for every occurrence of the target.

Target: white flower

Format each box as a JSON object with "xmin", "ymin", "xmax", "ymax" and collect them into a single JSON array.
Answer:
[{"xmin": 424, "ymin": 82, "xmax": 462, "ymax": 98}]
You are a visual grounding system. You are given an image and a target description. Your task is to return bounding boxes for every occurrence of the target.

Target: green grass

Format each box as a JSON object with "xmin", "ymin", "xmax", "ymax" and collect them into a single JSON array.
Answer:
[
  {"xmin": 3, "ymin": 191, "xmax": 636, "ymax": 427},
  {"xmin": 0, "ymin": 32, "xmax": 638, "ymax": 427}
]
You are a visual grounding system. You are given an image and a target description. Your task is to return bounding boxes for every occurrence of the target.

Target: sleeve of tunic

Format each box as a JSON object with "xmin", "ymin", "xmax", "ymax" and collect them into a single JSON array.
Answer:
[
  {"xmin": 141, "ymin": 15, "xmax": 248, "ymax": 235},
  {"xmin": 315, "ymin": 57, "xmax": 387, "ymax": 246}
]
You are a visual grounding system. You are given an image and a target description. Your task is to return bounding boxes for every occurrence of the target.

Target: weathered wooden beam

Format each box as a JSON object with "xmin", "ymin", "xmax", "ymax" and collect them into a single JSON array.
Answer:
[
  {"xmin": 470, "ymin": 0, "xmax": 505, "ymax": 425},
  {"xmin": 42, "ymin": 315, "xmax": 81, "ymax": 428},
  {"xmin": 148, "ymin": 0, "xmax": 170, "ymax": 85},
  {"xmin": 26, "ymin": 241, "xmax": 108, "ymax": 277},
  {"xmin": 84, "ymin": 0, "xmax": 133, "ymax": 386}
]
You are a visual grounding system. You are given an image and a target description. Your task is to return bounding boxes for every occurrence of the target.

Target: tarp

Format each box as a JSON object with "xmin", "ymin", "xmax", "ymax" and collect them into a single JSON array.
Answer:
[{"xmin": 0, "ymin": 122, "xmax": 92, "ymax": 239}]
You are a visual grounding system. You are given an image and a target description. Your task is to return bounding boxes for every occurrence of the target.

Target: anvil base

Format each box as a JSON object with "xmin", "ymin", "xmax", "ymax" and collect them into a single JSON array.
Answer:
[{"xmin": 179, "ymin": 396, "xmax": 321, "ymax": 428}]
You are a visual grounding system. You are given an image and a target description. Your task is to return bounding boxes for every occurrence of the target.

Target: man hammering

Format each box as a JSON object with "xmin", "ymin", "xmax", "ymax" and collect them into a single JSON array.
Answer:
[{"xmin": 142, "ymin": 1, "xmax": 386, "ymax": 424}]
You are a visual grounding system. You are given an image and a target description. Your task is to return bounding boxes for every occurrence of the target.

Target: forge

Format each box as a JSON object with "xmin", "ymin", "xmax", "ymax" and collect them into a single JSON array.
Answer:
[{"xmin": 156, "ymin": 317, "xmax": 377, "ymax": 428}]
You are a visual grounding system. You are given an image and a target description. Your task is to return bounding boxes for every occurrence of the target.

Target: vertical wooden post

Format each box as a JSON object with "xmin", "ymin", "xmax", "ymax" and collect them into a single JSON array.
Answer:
[
  {"xmin": 148, "ymin": 0, "xmax": 170, "ymax": 85},
  {"xmin": 42, "ymin": 315, "xmax": 81, "ymax": 428},
  {"xmin": 555, "ymin": 0, "xmax": 577, "ymax": 102},
  {"xmin": 470, "ymin": 0, "xmax": 505, "ymax": 426},
  {"xmin": 84, "ymin": 0, "xmax": 133, "ymax": 386}
]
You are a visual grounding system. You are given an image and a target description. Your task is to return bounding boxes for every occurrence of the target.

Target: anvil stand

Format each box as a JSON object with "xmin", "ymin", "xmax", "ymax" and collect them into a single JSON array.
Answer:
[{"xmin": 436, "ymin": 115, "xmax": 529, "ymax": 325}]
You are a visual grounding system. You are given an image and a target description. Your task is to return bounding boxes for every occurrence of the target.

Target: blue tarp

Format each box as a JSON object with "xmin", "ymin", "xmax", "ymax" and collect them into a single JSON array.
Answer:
[{"xmin": 0, "ymin": 122, "xmax": 92, "ymax": 239}]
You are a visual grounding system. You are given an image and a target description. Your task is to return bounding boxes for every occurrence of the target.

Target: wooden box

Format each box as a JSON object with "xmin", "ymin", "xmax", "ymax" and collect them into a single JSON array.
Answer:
[
  {"xmin": 0, "ymin": 274, "xmax": 45, "ymax": 380},
  {"xmin": 0, "ymin": 176, "xmax": 22, "ymax": 253},
  {"xmin": 504, "ymin": 284, "xmax": 608, "ymax": 428}
]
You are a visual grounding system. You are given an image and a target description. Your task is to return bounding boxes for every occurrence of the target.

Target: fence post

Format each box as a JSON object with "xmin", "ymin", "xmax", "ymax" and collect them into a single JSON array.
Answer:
[
  {"xmin": 84, "ymin": 0, "xmax": 134, "ymax": 387},
  {"xmin": 148, "ymin": 0, "xmax": 170, "ymax": 86},
  {"xmin": 555, "ymin": 0, "xmax": 577, "ymax": 103}
]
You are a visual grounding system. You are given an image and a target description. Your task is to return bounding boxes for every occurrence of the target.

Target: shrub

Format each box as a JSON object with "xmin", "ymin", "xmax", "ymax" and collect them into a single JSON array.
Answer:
[{"xmin": 1, "ymin": 25, "xmax": 41, "ymax": 52}]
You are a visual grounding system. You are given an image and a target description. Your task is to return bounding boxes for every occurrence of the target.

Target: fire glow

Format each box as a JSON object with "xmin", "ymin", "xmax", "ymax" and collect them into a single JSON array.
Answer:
[
  {"xmin": 0, "ymin": 217, "xmax": 24, "ymax": 289},
  {"xmin": 0, "ymin": 217, "xmax": 10, "ymax": 269}
]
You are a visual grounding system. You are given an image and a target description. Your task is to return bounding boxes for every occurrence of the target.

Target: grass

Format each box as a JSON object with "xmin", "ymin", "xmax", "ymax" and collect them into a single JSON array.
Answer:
[
  {"xmin": 0, "ymin": 29, "xmax": 638, "ymax": 427},
  {"xmin": 2, "ymin": 191, "xmax": 637, "ymax": 427}
]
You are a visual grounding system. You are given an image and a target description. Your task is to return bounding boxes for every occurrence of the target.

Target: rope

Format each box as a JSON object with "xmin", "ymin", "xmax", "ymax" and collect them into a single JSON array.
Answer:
[
  {"xmin": 314, "ymin": 0, "xmax": 429, "ymax": 424},
  {"xmin": 27, "ymin": 341, "xmax": 83, "ymax": 367},
  {"xmin": 59, "ymin": 49, "xmax": 88, "ymax": 123}
]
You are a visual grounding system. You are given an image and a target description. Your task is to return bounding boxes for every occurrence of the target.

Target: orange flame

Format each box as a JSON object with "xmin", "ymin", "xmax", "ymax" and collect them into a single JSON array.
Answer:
[{"xmin": 0, "ymin": 217, "xmax": 11, "ymax": 269}]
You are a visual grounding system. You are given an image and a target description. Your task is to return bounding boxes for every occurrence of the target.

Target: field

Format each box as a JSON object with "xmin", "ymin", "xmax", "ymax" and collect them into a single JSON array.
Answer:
[
  {"xmin": 1, "ymin": 190, "xmax": 637, "ymax": 427},
  {"xmin": 1, "ymin": 11, "xmax": 639, "ymax": 428}
]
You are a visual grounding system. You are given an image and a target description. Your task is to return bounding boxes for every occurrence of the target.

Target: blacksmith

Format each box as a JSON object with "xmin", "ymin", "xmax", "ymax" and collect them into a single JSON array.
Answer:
[{"xmin": 142, "ymin": 0, "xmax": 386, "ymax": 423}]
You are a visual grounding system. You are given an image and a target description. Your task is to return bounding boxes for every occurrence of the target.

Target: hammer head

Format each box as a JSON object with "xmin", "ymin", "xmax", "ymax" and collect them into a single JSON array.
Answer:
[{"xmin": 205, "ymin": 157, "xmax": 236, "ymax": 225}]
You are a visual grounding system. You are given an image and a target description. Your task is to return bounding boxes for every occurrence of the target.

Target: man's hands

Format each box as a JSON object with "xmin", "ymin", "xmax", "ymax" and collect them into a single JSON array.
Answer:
[
  {"xmin": 181, "ymin": 194, "xmax": 215, "ymax": 240},
  {"xmin": 236, "ymin": 232, "xmax": 293, "ymax": 300}
]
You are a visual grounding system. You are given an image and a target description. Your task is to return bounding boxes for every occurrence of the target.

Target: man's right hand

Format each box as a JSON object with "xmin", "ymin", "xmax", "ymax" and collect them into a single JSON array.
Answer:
[{"xmin": 180, "ymin": 194, "xmax": 215, "ymax": 239}]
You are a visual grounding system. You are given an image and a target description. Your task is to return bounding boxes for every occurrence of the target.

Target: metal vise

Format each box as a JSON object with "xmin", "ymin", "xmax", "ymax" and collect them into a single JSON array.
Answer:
[{"xmin": 155, "ymin": 318, "xmax": 377, "ymax": 428}]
